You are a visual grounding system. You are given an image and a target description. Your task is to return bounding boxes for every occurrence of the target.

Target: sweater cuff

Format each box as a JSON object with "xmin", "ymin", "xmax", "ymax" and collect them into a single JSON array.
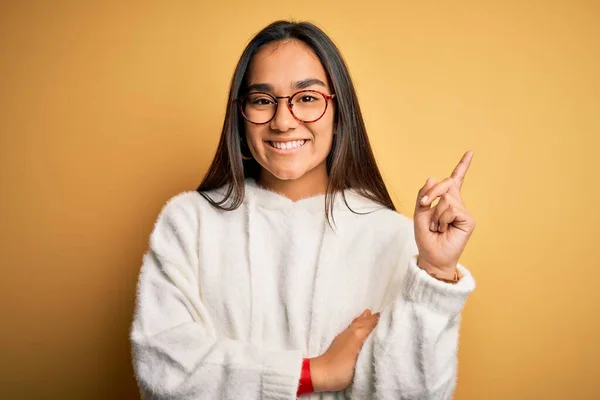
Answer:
[
  {"xmin": 403, "ymin": 254, "xmax": 475, "ymax": 316},
  {"xmin": 262, "ymin": 349, "xmax": 303, "ymax": 399}
]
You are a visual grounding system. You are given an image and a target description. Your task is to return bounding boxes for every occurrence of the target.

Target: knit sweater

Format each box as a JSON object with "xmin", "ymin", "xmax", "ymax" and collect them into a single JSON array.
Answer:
[{"xmin": 130, "ymin": 179, "xmax": 476, "ymax": 400}]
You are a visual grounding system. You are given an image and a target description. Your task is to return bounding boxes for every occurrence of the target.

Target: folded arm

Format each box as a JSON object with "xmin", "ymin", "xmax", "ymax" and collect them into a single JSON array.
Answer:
[
  {"xmin": 130, "ymin": 195, "xmax": 303, "ymax": 400},
  {"xmin": 346, "ymin": 242, "xmax": 475, "ymax": 400}
]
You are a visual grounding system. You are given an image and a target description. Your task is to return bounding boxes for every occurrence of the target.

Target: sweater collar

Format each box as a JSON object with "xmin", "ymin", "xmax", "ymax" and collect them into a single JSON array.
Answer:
[{"xmin": 243, "ymin": 178, "xmax": 384, "ymax": 214}]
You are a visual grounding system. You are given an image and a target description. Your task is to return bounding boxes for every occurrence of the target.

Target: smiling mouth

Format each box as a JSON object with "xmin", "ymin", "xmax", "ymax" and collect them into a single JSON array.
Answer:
[{"xmin": 266, "ymin": 139, "xmax": 308, "ymax": 150}]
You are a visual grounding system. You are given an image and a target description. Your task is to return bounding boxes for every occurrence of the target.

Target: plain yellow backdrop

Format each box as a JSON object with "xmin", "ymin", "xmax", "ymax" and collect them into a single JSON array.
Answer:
[{"xmin": 1, "ymin": 1, "xmax": 598, "ymax": 399}]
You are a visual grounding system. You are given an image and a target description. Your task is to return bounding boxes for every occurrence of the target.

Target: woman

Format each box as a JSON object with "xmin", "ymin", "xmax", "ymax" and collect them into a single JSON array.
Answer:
[{"xmin": 131, "ymin": 20, "xmax": 476, "ymax": 400}]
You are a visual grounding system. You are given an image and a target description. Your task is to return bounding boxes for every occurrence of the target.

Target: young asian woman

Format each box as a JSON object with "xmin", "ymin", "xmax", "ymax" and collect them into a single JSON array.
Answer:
[{"xmin": 130, "ymin": 20, "xmax": 476, "ymax": 400}]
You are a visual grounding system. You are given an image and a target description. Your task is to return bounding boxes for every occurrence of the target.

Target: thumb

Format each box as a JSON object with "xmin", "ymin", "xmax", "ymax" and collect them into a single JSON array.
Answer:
[{"xmin": 415, "ymin": 177, "xmax": 437, "ymax": 215}]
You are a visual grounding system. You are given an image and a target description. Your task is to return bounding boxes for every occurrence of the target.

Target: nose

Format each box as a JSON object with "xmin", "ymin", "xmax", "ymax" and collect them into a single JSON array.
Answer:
[{"xmin": 269, "ymin": 99, "xmax": 299, "ymax": 132}]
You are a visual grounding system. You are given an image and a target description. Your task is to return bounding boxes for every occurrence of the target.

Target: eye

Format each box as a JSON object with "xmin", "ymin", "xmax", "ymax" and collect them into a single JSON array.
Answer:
[
  {"xmin": 250, "ymin": 97, "xmax": 274, "ymax": 105},
  {"xmin": 245, "ymin": 93, "xmax": 275, "ymax": 106},
  {"xmin": 298, "ymin": 95, "xmax": 318, "ymax": 103}
]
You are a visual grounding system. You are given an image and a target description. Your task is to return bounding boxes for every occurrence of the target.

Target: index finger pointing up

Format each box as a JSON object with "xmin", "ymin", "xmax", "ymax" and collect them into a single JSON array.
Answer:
[{"xmin": 450, "ymin": 150, "xmax": 474, "ymax": 189}]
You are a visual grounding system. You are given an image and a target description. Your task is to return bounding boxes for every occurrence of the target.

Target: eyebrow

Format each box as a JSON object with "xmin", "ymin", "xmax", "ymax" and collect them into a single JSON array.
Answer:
[{"xmin": 246, "ymin": 78, "xmax": 327, "ymax": 93}]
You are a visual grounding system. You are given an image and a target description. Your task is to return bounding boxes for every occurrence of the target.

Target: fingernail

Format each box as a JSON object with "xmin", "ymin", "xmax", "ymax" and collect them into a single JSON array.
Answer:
[
  {"xmin": 430, "ymin": 221, "xmax": 436, "ymax": 231},
  {"xmin": 420, "ymin": 196, "xmax": 429, "ymax": 205}
]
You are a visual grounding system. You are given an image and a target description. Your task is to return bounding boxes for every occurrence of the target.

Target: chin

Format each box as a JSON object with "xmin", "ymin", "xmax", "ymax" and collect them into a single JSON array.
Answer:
[
  {"xmin": 268, "ymin": 169, "xmax": 307, "ymax": 181},
  {"xmin": 260, "ymin": 161, "xmax": 310, "ymax": 181}
]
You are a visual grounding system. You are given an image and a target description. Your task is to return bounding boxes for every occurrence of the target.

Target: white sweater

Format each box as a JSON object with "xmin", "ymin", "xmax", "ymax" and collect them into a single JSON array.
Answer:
[{"xmin": 130, "ymin": 179, "xmax": 475, "ymax": 400}]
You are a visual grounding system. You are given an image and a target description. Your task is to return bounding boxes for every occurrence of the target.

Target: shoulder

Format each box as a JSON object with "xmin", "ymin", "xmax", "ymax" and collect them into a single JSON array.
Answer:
[
  {"xmin": 342, "ymin": 190, "xmax": 412, "ymax": 226},
  {"xmin": 154, "ymin": 187, "xmax": 230, "ymax": 226},
  {"xmin": 148, "ymin": 192, "xmax": 204, "ymax": 242},
  {"xmin": 148, "ymin": 188, "xmax": 233, "ymax": 249},
  {"xmin": 340, "ymin": 190, "xmax": 415, "ymax": 243},
  {"xmin": 159, "ymin": 191, "xmax": 204, "ymax": 217}
]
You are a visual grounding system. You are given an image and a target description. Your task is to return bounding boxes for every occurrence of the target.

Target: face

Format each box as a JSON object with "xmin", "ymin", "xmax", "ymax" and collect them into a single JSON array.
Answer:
[{"xmin": 242, "ymin": 40, "xmax": 336, "ymax": 183}]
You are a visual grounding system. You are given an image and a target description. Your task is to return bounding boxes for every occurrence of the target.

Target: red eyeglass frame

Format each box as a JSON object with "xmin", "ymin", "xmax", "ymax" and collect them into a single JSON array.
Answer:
[{"xmin": 235, "ymin": 89, "xmax": 336, "ymax": 124}]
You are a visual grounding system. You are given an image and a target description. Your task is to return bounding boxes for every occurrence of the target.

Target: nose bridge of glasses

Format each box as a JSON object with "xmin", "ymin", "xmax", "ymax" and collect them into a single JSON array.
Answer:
[
  {"xmin": 268, "ymin": 95, "xmax": 295, "ymax": 125},
  {"xmin": 274, "ymin": 95, "xmax": 294, "ymax": 108},
  {"xmin": 273, "ymin": 95, "xmax": 295, "ymax": 114}
]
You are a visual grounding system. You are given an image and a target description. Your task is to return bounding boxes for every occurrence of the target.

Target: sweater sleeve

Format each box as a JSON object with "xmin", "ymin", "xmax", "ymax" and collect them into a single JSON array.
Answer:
[
  {"xmin": 130, "ymin": 194, "xmax": 303, "ymax": 400},
  {"xmin": 344, "ymin": 234, "xmax": 475, "ymax": 400}
]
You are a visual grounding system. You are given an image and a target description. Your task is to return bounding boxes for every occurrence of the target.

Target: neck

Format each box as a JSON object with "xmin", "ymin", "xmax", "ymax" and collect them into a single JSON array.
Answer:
[{"xmin": 257, "ymin": 164, "xmax": 328, "ymax": 201}]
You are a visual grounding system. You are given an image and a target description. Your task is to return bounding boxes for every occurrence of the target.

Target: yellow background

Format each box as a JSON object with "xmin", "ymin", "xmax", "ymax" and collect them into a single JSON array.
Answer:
[{"xmin": 1, "ymin": 1, "xmax": 598, "ymax": 399}]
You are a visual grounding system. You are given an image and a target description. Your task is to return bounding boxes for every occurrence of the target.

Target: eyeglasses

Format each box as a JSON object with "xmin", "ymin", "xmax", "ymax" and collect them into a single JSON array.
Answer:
[{"xmin": 236, "ymin": 90, "xmax": 336, "ymax": 125}]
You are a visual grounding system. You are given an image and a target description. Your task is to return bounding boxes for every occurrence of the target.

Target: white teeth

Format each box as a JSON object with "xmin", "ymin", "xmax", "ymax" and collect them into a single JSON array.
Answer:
[{"xmin": 270, "ymin": 140, "xmax": 306, "ymax": 150}]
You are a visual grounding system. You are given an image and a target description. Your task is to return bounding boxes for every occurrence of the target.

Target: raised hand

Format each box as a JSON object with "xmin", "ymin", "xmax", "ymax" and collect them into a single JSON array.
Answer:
[
  {"xmin": 309, "ymin": 309, "xmax": 380, "ymax": 392},
  {"xmin": 413, "ymin": 151, "xmax": 476, "ymax": 279}
]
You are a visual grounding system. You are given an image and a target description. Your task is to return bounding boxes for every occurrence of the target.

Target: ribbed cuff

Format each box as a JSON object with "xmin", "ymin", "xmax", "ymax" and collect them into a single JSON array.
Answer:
[
  {"xmin": 403, "ymin": 255, "xmax": 475, "ymax": 316},
  {"xmin": 262, "ymin": 349, "xmax": 303, "ymax": 399}
]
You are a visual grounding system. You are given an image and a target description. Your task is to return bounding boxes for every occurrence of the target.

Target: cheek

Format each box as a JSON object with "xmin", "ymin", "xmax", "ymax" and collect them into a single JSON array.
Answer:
[
  {"xmin": 244, "ymin": 125, "xmax": 263, "ymax": 148},
  {"xmin": 310, "ymin": 114, "xmax": 335, "ymax": 147},
  {"xmin": 322, "ymin": 104, "xmax": 336, "ymax": 133}
]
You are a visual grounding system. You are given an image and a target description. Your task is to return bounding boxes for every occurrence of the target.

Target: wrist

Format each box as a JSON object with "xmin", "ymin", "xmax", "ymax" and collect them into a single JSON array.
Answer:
[
  {"xmin": 307, "ymin": 356, "xmax": 328, "ymax": 393},
  {"xmin": 416, "ymin": 256, "xmax": 458, "ymax": 281}
]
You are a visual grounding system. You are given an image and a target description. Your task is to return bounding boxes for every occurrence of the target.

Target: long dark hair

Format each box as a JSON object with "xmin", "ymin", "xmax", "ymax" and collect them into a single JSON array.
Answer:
[{"xmin": 197, "ymin": 20, "xmax": 396, "ymax": 219}]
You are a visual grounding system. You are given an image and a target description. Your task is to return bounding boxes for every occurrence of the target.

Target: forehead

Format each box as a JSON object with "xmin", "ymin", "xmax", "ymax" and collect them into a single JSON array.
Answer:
[{"xmin": 246, "ymin": 40, "xmax": 328, "ymax": 88}]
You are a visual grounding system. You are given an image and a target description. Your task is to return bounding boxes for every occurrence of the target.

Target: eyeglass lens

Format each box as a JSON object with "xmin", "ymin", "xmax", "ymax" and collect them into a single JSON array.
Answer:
[{"xmin": 242, "ymin": 91, "xmax": 328, "ymax": 123}]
